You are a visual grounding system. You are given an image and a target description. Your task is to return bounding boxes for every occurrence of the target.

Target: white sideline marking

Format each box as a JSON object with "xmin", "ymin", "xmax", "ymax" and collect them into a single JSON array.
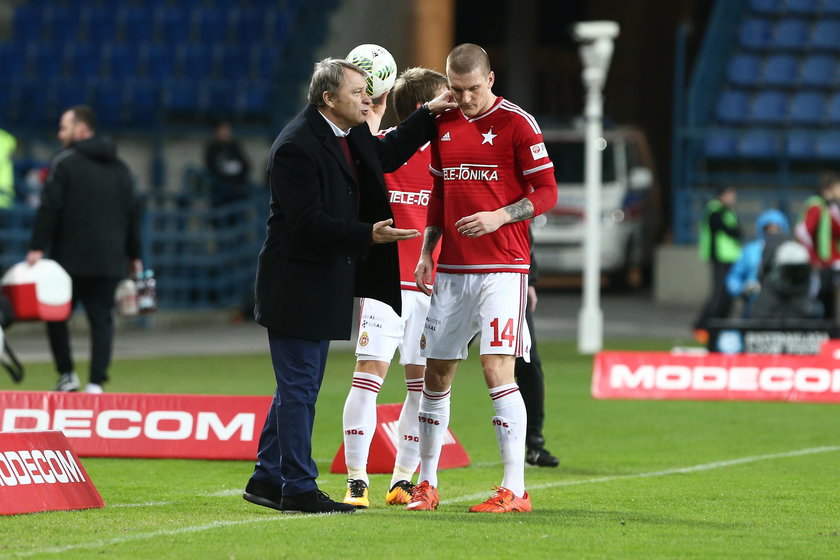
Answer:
[
  {"xmin": 3, "ymin": 515, "xmax": 320, "ymax": 558},
  {"xmin": 444, "ymin": 445, "xmax": 840, "ymax": 504},
  {"xmin": 4, "ymin": 446, "xmax": 837, "ymax": 557}
]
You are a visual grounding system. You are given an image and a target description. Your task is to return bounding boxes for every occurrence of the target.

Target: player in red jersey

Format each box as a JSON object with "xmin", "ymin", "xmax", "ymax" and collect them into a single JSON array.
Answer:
[
  {"xmin": 341, "ymin": 68, "xmax": 449, "ymax": 508},
  {"xmin": 406, "ymin": 44, "xmax": 557, "ymax": 514}
]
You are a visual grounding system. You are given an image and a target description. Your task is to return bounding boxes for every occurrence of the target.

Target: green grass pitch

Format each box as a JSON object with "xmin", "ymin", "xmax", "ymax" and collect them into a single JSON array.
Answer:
[{"xmin": 1, "ymin": 340, "xmax": 838, "ymax": 559}]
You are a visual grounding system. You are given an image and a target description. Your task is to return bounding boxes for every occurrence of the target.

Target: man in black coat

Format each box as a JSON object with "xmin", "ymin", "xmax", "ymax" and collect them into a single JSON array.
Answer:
[
  {"xmin": 242, "ymin": 58, "xmax": 456, "ymax": 514},
  {"xmin": 27, "ymin": 105, "xmax": 142, "ymax": 393}
]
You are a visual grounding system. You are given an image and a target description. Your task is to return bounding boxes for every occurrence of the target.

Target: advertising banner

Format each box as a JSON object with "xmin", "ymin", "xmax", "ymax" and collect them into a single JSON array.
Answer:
[
  {"xmin": 0, "ymin": 430, "xmax": 104, "ymax": 515},
  {"xmin": 330, "ymin": 403, "xmax": 470, "ymax": 473},
  {"xmin": 0, "ymin": 391, "xmax": 272, "ymax": 460},
  {"xmin": 593, "ymin": 351, "xmax": 840, "ymax": 403}
]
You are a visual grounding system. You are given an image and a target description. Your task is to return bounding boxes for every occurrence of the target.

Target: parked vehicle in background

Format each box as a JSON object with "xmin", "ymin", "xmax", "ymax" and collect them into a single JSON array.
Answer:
[{"xmin": 531, "ymin": 125, "xmax": 660, "ymax": 288}]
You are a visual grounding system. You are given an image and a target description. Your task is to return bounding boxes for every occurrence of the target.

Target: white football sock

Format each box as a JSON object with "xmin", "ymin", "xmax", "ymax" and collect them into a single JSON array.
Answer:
[
  {"xmin": 391, "ymin": 378, "xmax": 423, "ymax": 486},
  {"xmin": 417, "ymin": 386, "xmax": 450, "ymax": 488},
  {"xmin": 342, "ymin": 371, "xmax": 383, "ymax": 485},
  {"xmin": 489, "ymin": 383, "xmax": 527, "ymax": 497}
]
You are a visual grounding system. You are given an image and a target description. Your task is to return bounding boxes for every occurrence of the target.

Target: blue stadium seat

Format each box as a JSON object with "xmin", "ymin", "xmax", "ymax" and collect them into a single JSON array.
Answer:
[
  {"xmin": 139, "ymin": 43, "xmax": 175, "ymax": 79},
  {"xmin": 751, "ymin": 91, "xmax": 788, "ymax": 123},
  {"xmin": 46, "ymin": 5, "xmax": 81, "ymax": 44},
  {"xmin": 118, "ymin": 6, "xmax": 155, "ymax": 44},
  {"xmin": 762, "ymin": 54, "xmax": 798, "ymax": 85},
  {"xmin": 799, "ymin": 54, "xmax": 836, "ymax": 86},
  {"xmin": 29, "ymin": 42, "xmax": 65, "ymax": 79},
  {"xmin": 127, "ymin": 79, "xmax": 161, "ymax": 122},
  {"xmin": 66, "ymin": 43, "xmax": 97, "ymax": 78},
  {"xmin": 704, "ymin": 132, "xmax": 739, "ymax": 158},
  {"xmin": 176, "ymin": 43, "xmax": 216, "ymax": 79},
  {"xmin": 785, "ymin": 0, "xmax": 818, "ymax": 14},
  {"xmin": 196, "ymin": 7, "xmax": 228, "ymax": 43},
  {"xmin": 103, "ymin": 43, "xmax": 139, "ymax": 81},
  {"xmin": 810, "ymin": 20, "xmax": 840, "ymax": 51},
  {"xmin": 157, "ymin": 7, "xmax": 190, "ymax": 45},
  {"xmin": 219, "ymin": 46, "xmax": 249, "ymax": 80},
  {"xmin": 232, "ymin": 8, "xmax": 264, "ymax": 44},
  {"xmin": 740, "ymin": 131, "xmax": 780, "ymax": 158},
  {"xmin": 787, "ymin": 131, "xmax": 816, "ymax": 158},
  {"xmin": 749, "ymin": 0, "xmax": 783, "ymax": 13},
  {"xmin": 772, "ymin": 19, "xmax": 809, "ymax": 49},
  {"xmin": 83, "ymin": 4, "xmax": 118, "ymax": 45},
  {"xmin": 56, "ymin": 78, "xmax": 95, "ymax": 111},
  {"xmin": 205, "ymin": 79, "xmax": 236, "ymax": 113},
  {"xmin": 727, "ymin": 54, "xmax": 761, "ymax": 86},
  {"xmin": 716, "ymin": 91, "xmax": 750, "ymax": 124},
  {"xmin": 828, "ymin": 92, "xmax": 840, "ymax": 123},
  {"xmin": 93, "ymin": 80, "xmax": 128, "ymax": 125},
  {"xmin": 163, "ymin": 79, "xmax": 201, "ymax": 113},
  {"xmin": 12, "ymin": 4, "xmax": 41, "ymax": 42},
  {"xmin": 0, "ymin": 44, "xmax": 26, "ymax": 79},
  {"xmin": 824, "ymin": 0, "xmax": 840, "ymax": 14},
  {"xmin": 815, "ymin": 132, "xmax": 840, "ymax": 157},
  {"xmin": 739, "ymin": 18, "xmax": 773, "ymax": 49},
  {"xmin": 789, "ymin": 91, "xmax": 825, "ymax": 124}
]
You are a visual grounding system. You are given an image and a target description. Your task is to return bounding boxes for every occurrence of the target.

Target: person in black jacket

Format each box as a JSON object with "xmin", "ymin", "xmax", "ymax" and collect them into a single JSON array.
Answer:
[
  {"xmin": 26, "ymin": 106, "xmax": 142, "ymax": 394},
  {"xmin": 242, "ymin": 58, "xmax": 456, "ymax": 515},
  {"xmin": 514, "ymin": 231, "xmax": 559, "ymax": 467}
]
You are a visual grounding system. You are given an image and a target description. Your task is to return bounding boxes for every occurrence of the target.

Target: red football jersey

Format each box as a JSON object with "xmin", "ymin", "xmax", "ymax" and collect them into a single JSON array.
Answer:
[
  {"xmin": 428, "ymin": 97, "xmax": 556, "ymax": 274},
  {"xmin": 379, "ymin": 129, "xmax": 440, "ymax": 291}
]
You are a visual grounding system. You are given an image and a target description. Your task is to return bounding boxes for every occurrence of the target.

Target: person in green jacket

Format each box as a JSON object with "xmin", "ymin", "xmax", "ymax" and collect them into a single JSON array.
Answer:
[
  {"xmin": 695, "ymin": 186, "xmax": 742, "ymax": 330},
  {"xmin": 0, "ymin": 129, "xmax": 16, "ymax": 209}
]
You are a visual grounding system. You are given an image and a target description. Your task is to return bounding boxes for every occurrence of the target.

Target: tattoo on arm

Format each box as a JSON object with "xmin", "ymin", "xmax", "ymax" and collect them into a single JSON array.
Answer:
[
  {"xmin": 503, "ymin": 198, "xmax": 535, "ymax": 223},
  {"xmin": 422, "ymin": 226, "xmax": 443, "ymax": 254}
]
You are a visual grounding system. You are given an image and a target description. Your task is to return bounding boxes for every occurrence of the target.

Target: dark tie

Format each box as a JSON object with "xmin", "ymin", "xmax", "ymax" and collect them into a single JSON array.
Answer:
[{"xmin": 336, "ymin": 136, "xmax": 358, "ymax": 183}]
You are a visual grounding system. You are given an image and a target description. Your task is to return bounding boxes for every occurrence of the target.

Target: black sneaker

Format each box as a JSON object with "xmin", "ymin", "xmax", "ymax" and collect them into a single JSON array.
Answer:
[
  {"xmin": 281, "ymin": 489, "xmax": 357, "ymax": 514},
  {"xmin": 243, "ymin": 478, "xmax": 284, "ymax": 511},
  {"xmin": 343, "ymin": 479, "xmax": 369, "ymax": 508},
  {"xmin": 526, "ymin": 447, "xmax": 559, "ymax": 467},
  {"xmin": 54, "ymin": 372, "xmax": 80, "ymax": 392}
]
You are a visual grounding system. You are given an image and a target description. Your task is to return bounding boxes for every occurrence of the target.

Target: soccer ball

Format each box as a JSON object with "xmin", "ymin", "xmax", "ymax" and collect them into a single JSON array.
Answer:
[{"xmin": 346, "ymin": 44, "xmax": 397, "ymax": 98}]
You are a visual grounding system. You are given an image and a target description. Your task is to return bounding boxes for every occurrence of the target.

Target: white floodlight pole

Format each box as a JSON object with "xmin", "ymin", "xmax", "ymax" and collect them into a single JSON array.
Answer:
[{"xmin": 574, "ymin": 21, "xmax": 619, "ymax": 354}]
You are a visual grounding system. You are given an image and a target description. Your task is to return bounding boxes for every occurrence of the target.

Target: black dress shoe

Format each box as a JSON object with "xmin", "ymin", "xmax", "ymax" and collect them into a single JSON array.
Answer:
[
  {"xmin": 526, "ymin": 447, "xmax": 560, "ymax": 467},
  {"xmin": 243, "ymin": 478, "xmax": 284, "ymax": 511},
  {"xmin": 280, "ymin": 489, "xmax": 356, "ymax": 514}
]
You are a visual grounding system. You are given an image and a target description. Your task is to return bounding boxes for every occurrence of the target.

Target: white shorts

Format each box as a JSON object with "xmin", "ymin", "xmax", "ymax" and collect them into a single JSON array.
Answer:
[
  {"xmin": 420, "ymin": 272, "xmax": 531, "ymax": 361},
  {"xmin": 355, "ymin": 290, "xmax": 431, "ymax": 366}
]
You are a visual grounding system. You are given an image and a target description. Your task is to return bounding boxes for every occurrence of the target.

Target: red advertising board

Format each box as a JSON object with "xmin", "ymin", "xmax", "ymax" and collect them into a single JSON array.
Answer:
[
  {"xmin": 0, "ymin": 391, "xmax": 272, "ymax": 460},
  {"xmin": 593, "ymin": 351, "xmax": 840, "ymax": 403},
  {"xmin": 330, "ymin": 403, "xmax": 470, "ymax": 474},
  {"xmin": 0, "ymin": 430, "xmax": 104, "ymax": 515}
]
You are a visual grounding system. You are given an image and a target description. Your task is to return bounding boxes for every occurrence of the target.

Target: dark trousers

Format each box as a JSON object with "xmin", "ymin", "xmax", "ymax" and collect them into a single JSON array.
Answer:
[
  {"xmin": 695, "ymin": 261, "xmax": 734, "ymax": 328},
  {"xmin": 515, "ymin": 307, "xmax": 545, "ymax": 447},
  {"xmin": 817, "ymin": 268, "xmax": 837, "ymax": 320},
  {"xmin": 251, "ymin": 330, "xmax": 330, "ymax": 496},
  {"xmin": 47, "ymin": 276, "xmax": 119, "ymax": 385}
]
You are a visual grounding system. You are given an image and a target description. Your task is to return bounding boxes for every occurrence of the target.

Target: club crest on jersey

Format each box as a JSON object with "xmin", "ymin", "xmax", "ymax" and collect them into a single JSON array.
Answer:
[
  {"xmin": 530, "ymin": 142, "xmax": 547, "ymax": 160},
  {"xmin": 481, "ymin": 127, "xmax": 497, "ymax": 145},
  {"xmin": 420, "ymin": 334, "xmax": 426, "ymax": 350},
  {"xmin": 442, "ymin": 163, "xmax": 499, "ymax": 181},
  {"xmin": 441, "ymin": 131, "xmax": 451, "ymax": 141},
  {"xmin": 359, "ymin": 331, "xmax": 369, "ymax": 346}
]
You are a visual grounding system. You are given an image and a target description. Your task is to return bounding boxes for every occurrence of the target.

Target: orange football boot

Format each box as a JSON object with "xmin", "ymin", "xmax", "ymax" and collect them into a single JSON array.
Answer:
[
  {"xmin": 405, "ymin": 480, "xmax": 439, "ymax": 511},
  {"xmin": 468, "ymin": 487, "xmax": 532, "ymax": 513}
]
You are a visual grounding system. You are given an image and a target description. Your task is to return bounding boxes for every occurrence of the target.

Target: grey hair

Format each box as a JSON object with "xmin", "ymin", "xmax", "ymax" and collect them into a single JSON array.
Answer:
[{"xmin": 308, "ymin": 57, "xmax": 367, "ymax": 106}]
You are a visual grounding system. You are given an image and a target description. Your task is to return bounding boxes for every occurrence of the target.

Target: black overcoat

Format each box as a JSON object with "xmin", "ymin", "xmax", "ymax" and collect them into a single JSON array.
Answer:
[{"xmin": 254, "ymin": 103, "xmax": 436, "ymax": 340}]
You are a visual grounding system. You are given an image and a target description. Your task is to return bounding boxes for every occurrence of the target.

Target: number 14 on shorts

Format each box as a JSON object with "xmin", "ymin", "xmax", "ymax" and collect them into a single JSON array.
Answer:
[{"xmin": 489, "ymin": 318, "xmax": 515, "ymax": 347}]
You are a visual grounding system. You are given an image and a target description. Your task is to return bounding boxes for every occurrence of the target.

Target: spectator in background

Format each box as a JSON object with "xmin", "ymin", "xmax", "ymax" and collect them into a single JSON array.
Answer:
[
  {"xmin": 726, "ymin": 209, "xmax": 789, "ymax": 318},
  {"xmin": 795, "ymin": 172, "xmax": 840, "ymax": 321},
  {"xmin": 203, "ymin": 120, "xmax": 251, "ymax": 209},
  {"xmin": 694, "ymin": 186, "xmax": 741, "ymax": 334},
  {"xmin": 0, "ymin": 128, "xmax": 16, "ymax": 209},
  {"xmin": 27, "ymin": 106, "xmax": 143, "ymax": 393}
]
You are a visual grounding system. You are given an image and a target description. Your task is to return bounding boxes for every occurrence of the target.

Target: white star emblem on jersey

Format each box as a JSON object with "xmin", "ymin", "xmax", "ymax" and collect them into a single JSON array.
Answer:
[{"xmin": 481, "ymin": 128, "xmax": 496, "ymax": 145}]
